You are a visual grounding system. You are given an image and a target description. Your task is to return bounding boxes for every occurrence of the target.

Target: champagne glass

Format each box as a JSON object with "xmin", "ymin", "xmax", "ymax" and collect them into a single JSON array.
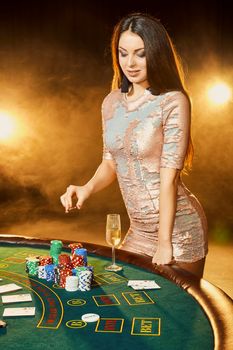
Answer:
[{"xmin": 105, "ymin": 214, "xmax": 123, "ymax": 271}]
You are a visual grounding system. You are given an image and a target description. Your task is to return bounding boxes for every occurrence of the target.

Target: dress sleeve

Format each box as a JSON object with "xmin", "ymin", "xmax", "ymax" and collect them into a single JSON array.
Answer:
[
  {"xmin": 160, "ymin": 91, "xmax": 191, "ymax": 170},
  {"xmin": 101, "ymin": 96, "xmax": 114, "ymax": 161}
]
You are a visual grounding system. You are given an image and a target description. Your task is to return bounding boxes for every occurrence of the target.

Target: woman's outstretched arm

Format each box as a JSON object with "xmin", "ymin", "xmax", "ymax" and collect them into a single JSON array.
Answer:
[{"xmin": 60, "ymin": 159, "xmax": 116, "ymax": 213}]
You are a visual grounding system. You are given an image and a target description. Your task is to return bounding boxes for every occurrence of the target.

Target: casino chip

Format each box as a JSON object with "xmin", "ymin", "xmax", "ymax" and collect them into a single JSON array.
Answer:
[
  {"xmin": 0, "ymin": 320, "xmax": 7, "ymax": 328},
  {"xmin": 81, "ymin": 313, "xmax": 100, "ymax": 323}
]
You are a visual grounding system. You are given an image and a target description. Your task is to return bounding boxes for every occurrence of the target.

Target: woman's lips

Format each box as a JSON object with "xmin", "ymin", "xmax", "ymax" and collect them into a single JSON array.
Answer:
[{"xmin": 127, "ymin": 70, "xmax": 140, "ymax": 77}]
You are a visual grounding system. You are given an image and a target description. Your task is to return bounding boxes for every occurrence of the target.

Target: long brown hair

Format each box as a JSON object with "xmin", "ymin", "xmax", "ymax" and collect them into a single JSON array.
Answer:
[{"xmin": 111, "ymin": 13, "xmax": 193, "ymax": 171}]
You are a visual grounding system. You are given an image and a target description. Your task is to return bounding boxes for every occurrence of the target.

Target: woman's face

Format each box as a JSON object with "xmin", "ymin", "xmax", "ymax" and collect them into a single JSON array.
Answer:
[{"xmin": 118, "ymin": 30, "xmax": 148, "ymax": 87}]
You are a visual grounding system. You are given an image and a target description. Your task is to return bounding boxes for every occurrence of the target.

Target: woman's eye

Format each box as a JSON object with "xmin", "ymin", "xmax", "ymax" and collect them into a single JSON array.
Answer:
[
  {"xmin": 137, "ymin": 51, "xmax": 145, "ymax": 58},
  {"xmin": 119, "ymin": 51, "xmax": 127, "ymax": 57}
]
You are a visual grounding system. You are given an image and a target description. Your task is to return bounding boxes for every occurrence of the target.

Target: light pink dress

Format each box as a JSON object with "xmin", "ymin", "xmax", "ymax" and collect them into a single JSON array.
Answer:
[{"xmin": 101, "ymin": 89, "xmax": 208, "ymax": 262}]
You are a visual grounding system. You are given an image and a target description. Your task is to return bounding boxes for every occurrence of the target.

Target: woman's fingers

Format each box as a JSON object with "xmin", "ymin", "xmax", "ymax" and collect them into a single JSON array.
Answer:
[
  {"xmin": 60, "ymin": 185, "xmax": 89, "ymax": 213},
  {"xmin": 60, "ymin": 194, "xmax": 66, "ymax": 207},
  {"xmin": 76, "ymin": 194, "xmax": 84, "ymax": 210},
  {"xmin": 152, "ymin": 257, "xmax": 175, "ymax": 265},
  {"xmin": 66, "ymin": 186, "xmax": 74, "ymax": 209},
  {"xmin": 59, "ymin": 185, "xmax": 77, "ymax": 213},
  {"xmin": 60, "ymin": 193, "xmax": 69, "ymax": 211},
  {"xmin": 60, "ymin": 194, "xmax": 69, "ymax": 213}
]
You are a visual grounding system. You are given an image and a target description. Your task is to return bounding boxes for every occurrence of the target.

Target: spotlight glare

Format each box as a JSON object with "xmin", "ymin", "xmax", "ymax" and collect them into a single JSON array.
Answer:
[
  {"xmin": 207, "ymin": 82, "xmax": 232, "ymax": 105},
  {"xmin": 0, "ymin": 112, "xmax": 16, "ymax": 141}
]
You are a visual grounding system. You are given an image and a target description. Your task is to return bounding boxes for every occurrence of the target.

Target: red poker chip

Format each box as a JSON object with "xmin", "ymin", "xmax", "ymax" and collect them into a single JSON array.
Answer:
[
  {"xmin": 69, "ymin": 243, "xmax": 83, "ymax": 254},
  {"xmin": 59, "ymin": 269, "xmax": 72, "ymax": 276},
  {"xmin": 71, "ymin": 255, "xmax": 84, "ymax": 267},
  {"xmin": 39, "ymin": 256, "xmax": 53, "ymax": 265}
]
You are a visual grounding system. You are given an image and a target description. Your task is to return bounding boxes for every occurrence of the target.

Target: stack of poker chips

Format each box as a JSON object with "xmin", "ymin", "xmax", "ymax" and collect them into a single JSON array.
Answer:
[
  {"xmin": 38, "ymin": 265, "xmax": 46, "ymax": 279},
  {"xmin": 65, "ymin": 276, "xmax": 79, "ymax": 292},
  {"xmin": 69, "ymin": 243, "xmax": 85, "ymax": 268},
  {"xmin": 79, "ymin": 270, "xmax": 92, "ymax": 291},
  {"xmin": 25, "ymin": 255, "xmax": 39, "ymax": 273},
  {"xmin": 45, "ymin": 264, "xmax": 56, "ymax": 282},
  {"xmin": 68, "ymin": 242, "xmax": 83, "ymax": 255},
  {"xmin": 54, "ymin": 266, "xmax": 60, "ymax": 284},
  {"xmin": 26, "ymin": 257, "xmax": 40, "ymax": 276},
  {"xmin": 39, "ymin": 256, "xmax": 53, "ymax": 266},
  {"xmin": 35, "ymin": 255, "xmax": 53, "ymax": 280},
  {"xmin": 75, "ymin": 266, "xmax": 94, "ymax": 276},
  {"xmin": 71, "ymin": 254, "xmax": 84, "ymax": 267},
  {"xmin": 75, "ymin": 266, "xmax": 94, "ymax": 284},
  {"xmin": 25, "ymin": 242, "xmax": 94, "ymax": 291},
  {"xmin": 75, "ymin": 266, "xmax": 87, "ymax": 276},
  {"xmin": 58, "ymin": 254, "xmax": 72, "ymax": 268},
  {"xmin": 58, "ymin": 254, "xmax": 73, "ymax": 288},
  {"xmin": 59, "ymin": 267, "xmax": 73, "ymax": 288},
  {"xmin": 74, "ymin": 248, "xmax": 88, "ymax": 266},
  {"xmin": 50, "ymin": 240, "xmax": 63, "ymax": 265}
]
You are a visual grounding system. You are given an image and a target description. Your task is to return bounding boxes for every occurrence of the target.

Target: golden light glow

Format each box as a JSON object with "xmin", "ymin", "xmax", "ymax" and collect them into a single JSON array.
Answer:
[
  {"xmin": 0, "ymin": 111, "xmax": 17, "ymax": 141},
  {"xmin": 207, "ymin": 82, "xmax": 232, "ymax": 105}
]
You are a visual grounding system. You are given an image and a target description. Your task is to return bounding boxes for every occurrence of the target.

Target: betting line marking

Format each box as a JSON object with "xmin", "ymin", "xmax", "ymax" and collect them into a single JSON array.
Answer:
[
  {"xmin": 95, "ymin": 318, "xmax": 124, "ymax": 333},
  {"xmin": 94, "ymin": 272, "xmax": 127, "ymax": 284},
  {"xmin": 122, "ymin": 291, "xmax": 155, "ymax": 306},
  {"xmin": 0, "ymin": 270, "xmax": 64, "ymax": 329},
  {"xmin": 131, "ymin": 317, "xmax": 161, "ymax": 336},
  {"xmin": 2, "ymin": 257, "xmax": 25, "ymax": 264},
  {"xmin": 67, "ymin": 299, "xmax": 86, "ymax": 307},
  {"xmin": 66, "ymin": 320, "xmax": 87, "ymax": 329},
  {"xmin": 92, "ymin": 294, "xmax": 121, "ymax": 307}
]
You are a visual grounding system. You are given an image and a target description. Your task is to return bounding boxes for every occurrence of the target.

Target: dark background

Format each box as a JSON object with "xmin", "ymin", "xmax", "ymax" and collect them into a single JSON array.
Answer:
[{"xmin": 0, "ymin": 0, "xmax": 232, "ymax": 243}]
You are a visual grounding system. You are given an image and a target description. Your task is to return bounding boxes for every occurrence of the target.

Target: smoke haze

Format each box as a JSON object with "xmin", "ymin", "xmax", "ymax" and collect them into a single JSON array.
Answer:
[{"xmin": 0, "ymin": 0, "xmax": 232, "ymax": 242}]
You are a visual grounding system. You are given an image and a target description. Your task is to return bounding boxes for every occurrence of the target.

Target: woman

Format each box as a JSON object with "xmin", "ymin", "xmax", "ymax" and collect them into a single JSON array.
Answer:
[{"xmin": 60, "ymin": 13, "xmax": 208, "ymax": 278}]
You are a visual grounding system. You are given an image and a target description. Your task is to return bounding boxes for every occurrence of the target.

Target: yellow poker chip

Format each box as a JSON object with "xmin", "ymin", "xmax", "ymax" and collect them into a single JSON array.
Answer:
[{"xmin": 81, "ymin": 313, "xmax": 100, "ymax": 323}]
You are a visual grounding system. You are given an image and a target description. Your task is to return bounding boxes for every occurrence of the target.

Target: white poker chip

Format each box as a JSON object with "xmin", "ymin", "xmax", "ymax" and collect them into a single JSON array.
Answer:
[{"xmin": 81, "ymin": 313, "xmax": 100, "ymax": 323}]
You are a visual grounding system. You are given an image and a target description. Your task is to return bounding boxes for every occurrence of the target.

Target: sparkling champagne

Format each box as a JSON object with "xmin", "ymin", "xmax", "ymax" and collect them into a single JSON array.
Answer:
[
  {"xmin": 106, "ymin": 228, "xmax": 121, "ymax": 247},
  {"xmin": 105, "ymin": 214, "xmax": 123, "ymax": 271}
]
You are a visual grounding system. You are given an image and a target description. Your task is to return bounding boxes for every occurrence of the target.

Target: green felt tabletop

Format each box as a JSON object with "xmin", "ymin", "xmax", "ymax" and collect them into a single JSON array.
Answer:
[{"xmin": 0, "ymin": 244, "xmax": 214, "ymax": 350}]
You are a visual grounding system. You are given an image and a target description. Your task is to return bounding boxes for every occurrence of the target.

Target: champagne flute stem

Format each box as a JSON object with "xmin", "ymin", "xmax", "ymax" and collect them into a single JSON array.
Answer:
[{"xmin": 112, "ymin": 246, "xmax": 116, "ymax": 266}]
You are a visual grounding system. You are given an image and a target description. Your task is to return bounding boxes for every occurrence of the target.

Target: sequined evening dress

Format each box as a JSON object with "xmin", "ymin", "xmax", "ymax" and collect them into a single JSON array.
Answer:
[{"xmin": 101, "ymin": 89, "xmax": 208, "ymax": 262}]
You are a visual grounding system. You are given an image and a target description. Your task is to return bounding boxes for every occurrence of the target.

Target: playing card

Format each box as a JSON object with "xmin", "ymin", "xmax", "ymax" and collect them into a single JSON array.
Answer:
[
  {"xmin": 128, "ymin": 280, "xmax": 161, "ymax": 290},
  {"xmin": 3, "ymin": 307, "xmax": 36, "ymax": 317},
  {"xmin": 0, "ymin": 283, "xmax": 22, "ymax": 294},
  {"xmin": 2, "ymin": 294, "xmax": 32, "ymax": 304},
  {"xmin": 128, "ymin": 280, "xmax": 152, "ymax": 286}
]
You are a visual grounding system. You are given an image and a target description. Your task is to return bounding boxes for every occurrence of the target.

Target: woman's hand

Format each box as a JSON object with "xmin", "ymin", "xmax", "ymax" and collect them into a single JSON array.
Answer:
[
  {"xmin": 60, "ymin": 184, "xmax": 91, "ymax": 213},
  {"xmin": 152, "ymin": 241, "xmax": 174, "ymax": 265}
]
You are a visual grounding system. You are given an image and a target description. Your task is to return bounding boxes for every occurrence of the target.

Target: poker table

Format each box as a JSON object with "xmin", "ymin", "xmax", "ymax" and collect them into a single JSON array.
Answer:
[{"xmin": 0, "ymin": 235, "xmax": 232, "ymax": 350}]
